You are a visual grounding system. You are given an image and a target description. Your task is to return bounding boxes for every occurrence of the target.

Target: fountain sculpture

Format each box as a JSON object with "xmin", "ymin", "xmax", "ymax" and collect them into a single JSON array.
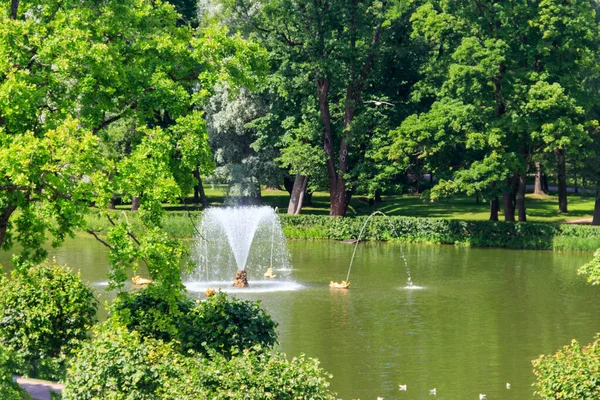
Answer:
[{"xmin": 186, "ymin": 206, "xmax": 299, "ymax": 293}]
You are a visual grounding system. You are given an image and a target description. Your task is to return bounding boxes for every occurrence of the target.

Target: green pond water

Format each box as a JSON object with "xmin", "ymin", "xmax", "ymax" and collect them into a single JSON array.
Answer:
[{"xmin": 3, "ymin": 237, "xmax": 600, "ymax": 400}]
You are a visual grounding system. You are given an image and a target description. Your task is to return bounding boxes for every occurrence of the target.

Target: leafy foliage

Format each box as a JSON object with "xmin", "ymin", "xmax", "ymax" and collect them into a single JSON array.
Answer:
[
  {"xmin": 0, "ymin": 261, "xmax": 97, "ymax": 380},
  {"xmin": 532, "ymin": 335, "xmax": 600, "ymax": 399},
  {"xmin": 0, "ymin": 344, "xmax": 29, "ymax": 400},
  {"xmin": 578, "ymin": 249, "xmax": 600, "ymax": 285},
  {"xmin": 390, "ymin": 0, "xmax": 598, "ymax": 217},
  {"xmin": 279, "ymin": 214, "xmax": 600, "ymax": 250},
  {"xmin": 63, "ymin": 319, "xmax": 333, "ymax": 399},
  {"xmin": 112, "ymin": 289, "xmax": 277, "ymax": 358},
  {"xmin": 182, "ymin": 291, "xmax": 278, "ymax": 357}
]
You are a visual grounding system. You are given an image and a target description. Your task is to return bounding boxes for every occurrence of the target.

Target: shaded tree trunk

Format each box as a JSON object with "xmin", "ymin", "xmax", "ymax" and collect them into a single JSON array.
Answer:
[
  {"xmin": 368, "ymin": 190, "xmax": 383, "ymax": 206},
  {"xmin": 517, "ymin": 174, "xmax": 527, "ymax": 222},
  {"xmin": 192, "ymin": 169, "xmax": 209, "ymax": 208},
  {"xmin": 10, "ymin": 0, "xmax": 19, "ymax": 19},
  {"xmin": 556, "ymin": 149, "xmax": 568, "ymax": 213},
  {"xmin": 283, "ymin": 175, "xmax": 294, "ymax": 195},
  {"xmin": 593, "ymin": 196, "xmax": 600, "ymax": 226},
  {"xmin": 287, "ymin": 174, "xmax": 308, "ymax": 215},
  {"xmin": 304, "ymin": 190, "xmax": 313, "ymax": 206},
  {"xmin": 0, "ymin": 205, "xmax": 16, "ymax": 248},
  {"xmin": 131, "ymin": 197, "xmax": 140, "ymax": 211},
  {"xmin": 108, "ymin": 196, "xmax": 117, "ymax": 210},
  {"xmin": 542, "ymin": 173, "xmax": 549, "ymax": 193},
  {"xmin": 489, "ymin": 197, "xmax": 499, "ymax": 221},
  {"xmin": 534, "ymin": 161, "xmax": 545, "ymax": 195},
  {"xmin": 503, "ymin": 175, "xmax": 519, "ymax": 221}
]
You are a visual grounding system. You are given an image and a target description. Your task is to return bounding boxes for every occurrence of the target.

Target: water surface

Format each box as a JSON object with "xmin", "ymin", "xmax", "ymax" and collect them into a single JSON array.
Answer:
[{"xmin": 3, "ymin": 238, "xmax": 598, "ymax": 399}]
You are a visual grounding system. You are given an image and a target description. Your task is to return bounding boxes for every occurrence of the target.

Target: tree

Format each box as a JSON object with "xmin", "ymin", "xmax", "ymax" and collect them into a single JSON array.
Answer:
[
  {"xmin": 220, "ymin": 0, "xmax": 420, "ymax": 216},
  {"xmin": 389, "ymin": 0, "xmax": 597, "ymax": 222},
  {"xmin": 0, "ymin": 0, "xmax": 267, "ymax": 282},
  {"xmin": 204, "ymin": 84, "xmax": 281, "ymax": 205}
]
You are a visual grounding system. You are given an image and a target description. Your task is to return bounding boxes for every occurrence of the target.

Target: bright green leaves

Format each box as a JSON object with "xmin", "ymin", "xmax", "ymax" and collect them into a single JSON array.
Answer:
[
  {"xmin": 0, "ymin": 118, "xmax": 102, "ymax": 262},
  {"xmin": 578, "ymin": 249, "xmax": 600, "ymax": 285},
  {"xmin": 0, "ymin": 261, "xmax": 97, "ymax": 380},
  {"xmin": 0, "ymin": 0, "xmax": 269, "ymax": 288},
  {"xmin": 191, "ymin": 25, "xmax": 268, "ymax": 103},
  {"xmin": 532, "ymin": 334, "xmax": 600, "ymax": 399}
]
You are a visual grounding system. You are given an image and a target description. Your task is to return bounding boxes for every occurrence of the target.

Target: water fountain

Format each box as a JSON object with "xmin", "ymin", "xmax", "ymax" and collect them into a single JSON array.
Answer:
[
  {"xmin": 334, "ymin": 211, "xmax": 418, "ymax": 289},
  {"xmin": 186, "ymin": 206, "xmax": 301, "ymax": 293}
]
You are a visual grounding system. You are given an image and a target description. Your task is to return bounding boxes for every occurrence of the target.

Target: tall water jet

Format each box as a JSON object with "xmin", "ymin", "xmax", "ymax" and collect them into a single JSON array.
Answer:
[
  {"xmin": 335, "ymin": 211, "xmax": 416, "ymax": 289},
  {"xmin": 188, "ymin": 206, "xmax": 294, "ymax": 292}
]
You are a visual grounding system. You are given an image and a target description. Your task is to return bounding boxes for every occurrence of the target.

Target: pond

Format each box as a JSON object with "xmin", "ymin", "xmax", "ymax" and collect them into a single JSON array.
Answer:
[{"xmin": 2, "ymin": 237, "xmax": 599, "ymax": 399}]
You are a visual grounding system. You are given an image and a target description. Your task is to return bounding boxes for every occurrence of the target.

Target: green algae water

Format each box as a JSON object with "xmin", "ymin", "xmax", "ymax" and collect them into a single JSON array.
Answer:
[{"xmin": 3, "ymin": 238, "xmax": 599, "ymax": 399}]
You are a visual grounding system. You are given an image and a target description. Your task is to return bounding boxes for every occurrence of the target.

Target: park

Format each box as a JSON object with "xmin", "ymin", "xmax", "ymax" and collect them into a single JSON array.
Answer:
[{"xmin": 2, "ymin": 0, "xmax": 600, "ymax": 399}]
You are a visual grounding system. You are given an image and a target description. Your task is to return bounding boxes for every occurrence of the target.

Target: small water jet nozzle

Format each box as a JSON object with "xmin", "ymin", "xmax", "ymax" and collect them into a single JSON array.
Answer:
[{"xmin": 329, "ymin": 280, "xmax": 350, "ymax": 289}]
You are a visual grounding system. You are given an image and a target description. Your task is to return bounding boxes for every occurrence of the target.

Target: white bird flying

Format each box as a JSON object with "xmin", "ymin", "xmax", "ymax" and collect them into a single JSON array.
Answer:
[{"xmin": 363, "ymin": 100, "xmax": 394, "ymax": 107}]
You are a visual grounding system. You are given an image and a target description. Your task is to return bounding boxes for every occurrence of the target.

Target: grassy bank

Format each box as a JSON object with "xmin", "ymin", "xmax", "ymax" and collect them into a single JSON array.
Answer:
[
  {"xmin": 112, "ymin": 185, "xmax": 597, "ymax": 223},
  {"xmin": 84, "ymin": 211, "xmax": 600, "ymax": 252}
]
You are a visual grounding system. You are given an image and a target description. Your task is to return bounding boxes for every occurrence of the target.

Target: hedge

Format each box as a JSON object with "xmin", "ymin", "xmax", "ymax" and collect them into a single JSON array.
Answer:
[
  {"xmin": 85, "ymin": 211, "xmax": 600, "ymax": 251},
  {"xmin": 278, "ymin": 215, "xmax": 600, "ymax": 251}
]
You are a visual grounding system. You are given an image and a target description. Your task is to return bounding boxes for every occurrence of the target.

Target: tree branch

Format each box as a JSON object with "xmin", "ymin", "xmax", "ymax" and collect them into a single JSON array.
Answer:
[
  {"xmin": 86, "ymin": 229, "xmax": 113, "ymax": 249},
  {"xmin": 92, "ymin": 100, "xmax": 138, "ymax": 134}
]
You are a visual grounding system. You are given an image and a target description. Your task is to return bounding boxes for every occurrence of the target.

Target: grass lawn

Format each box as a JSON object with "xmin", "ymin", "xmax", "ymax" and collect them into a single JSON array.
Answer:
[{"xmin": 122, "ymin": 184, "xmax": 597, "ymax": 224}]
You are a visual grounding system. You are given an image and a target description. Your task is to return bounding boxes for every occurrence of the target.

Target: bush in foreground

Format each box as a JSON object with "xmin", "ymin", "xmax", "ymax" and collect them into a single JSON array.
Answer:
[
  {"xmin": 532, "ymin": 335, "xmax": 600, "ymax": 399},
  {"xmin": 63, "ymin": 322, "xmax": 335, "ymax": 400},
  {"xmin": 0, "ymin": 344, "xmax": 30, "ymax": 400},
  {"xmin": 0, "ymin": 261, "xmax": 98, "ymax": 380},
  {"xmin": 113, "ymin": 289, "xmax": 278, "ymax": 357}
]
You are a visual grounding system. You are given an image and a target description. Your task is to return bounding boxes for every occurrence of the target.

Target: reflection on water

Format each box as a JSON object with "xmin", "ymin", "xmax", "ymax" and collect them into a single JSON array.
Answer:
[{"xmin": 1, "ymin": 237, "xmax": 599, "ymax": 399}]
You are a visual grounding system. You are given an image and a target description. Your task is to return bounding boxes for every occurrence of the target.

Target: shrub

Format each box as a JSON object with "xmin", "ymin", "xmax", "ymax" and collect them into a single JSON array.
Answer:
[
  {"xmin": 532, "ymin": 335, "xmax": 600, "ymax": 399},
  {"xmin": 0, "ymin": 261, "xmax": 98, "ymax": 380},
  {"xmin": 181, "ymin": 291, "xmax": 278, "ymax": 357},
  {"xmin": 63, "ymin": 322, "xmax": 335, "ymax": 400},
  {"xmin": 112, "ymin": 289, "xmax": 278, "ymax": 357},
  {"xmin": 62, "ymin": 322, "xmax": 204, "ymax": 400},
  {"xmin": 0, "ymin": 344, "xmax": 29, "ymax": 400},
  {"xmin": 579, "ymin": 249, "xmax": 600, "ymax": 285},
  {"xmin": 111, "ymin": 286, "xmax": 195, "ymax": 343}
]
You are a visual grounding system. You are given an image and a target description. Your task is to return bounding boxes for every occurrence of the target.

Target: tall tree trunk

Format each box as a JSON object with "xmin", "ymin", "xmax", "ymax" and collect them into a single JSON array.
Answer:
[
  {"xmin": 534, "ymin": 161, "xmax": 545, "ymax": 195},
  {"xmin": 131, "ymin": 197, "xmax": 140, "ymax": 211},
  {"xmin": 108, "ymin": 196, "xmax": 117, "ymax": 210},
  {"xmin": 503, "ymin": 192, "xmax": 515, "ymax": 221},
  {"xmin": 10, "ymin": 0, "xmax": 19, "ymax": 19},
  {"xmin": 0, "ymin": 205, "xmax": 16, "ymax": 248},
  {"xmin": 192, "ymin": 168, "xmax": 209, "ymax": 208},
  {"xmin": 287, "ymin": 174, "xmax": 308, "ymax": 215},
  {"xmin": 489, "ymin": 197, "xmax": 499, "ymax": 221},
  {"xmin": 556, "ymin": 149, "xmax": 568, "ymax": 213},
  {"xmin": 503, "ymin": 175, "xmax": 519, "ymax": 221},
  {"xmin": 517, "ymin": 174, "xmax": 527, "ymax": 222}
]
